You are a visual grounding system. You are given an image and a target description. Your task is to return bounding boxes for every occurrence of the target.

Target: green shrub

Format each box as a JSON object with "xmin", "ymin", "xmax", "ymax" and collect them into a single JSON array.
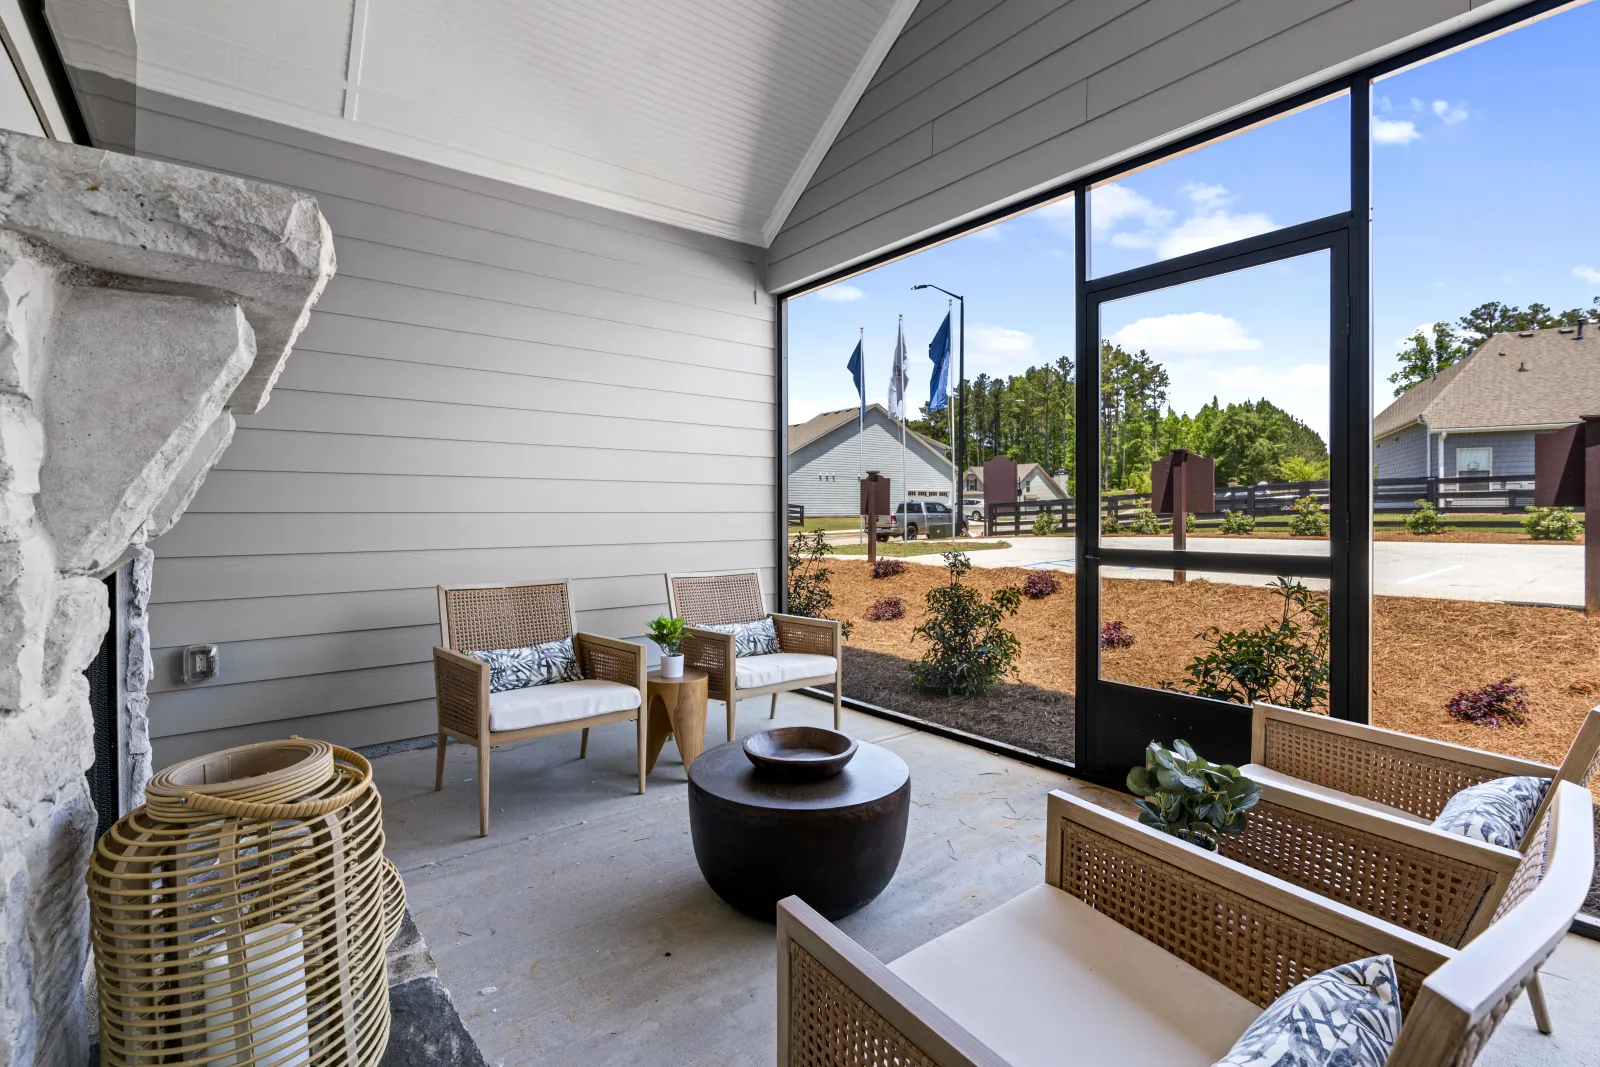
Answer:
[
  {"xmin": 1126, "ymin": 740, "xmax": 1262, "ymax": 852},
  {"xmin": 1404, "ymin": 498, "xmax": 1444, "ymax": 535},
  {"xmin": 1523, "ymin": 505, "xmax": 1581, "ymax": 541},
  {"xmin": 787, "ymin": 530, "xmax": 853, "ymax": 640},
  {"xmin": 1032, "ymin": 511, "xmax": 1061, "ymax": 536},
  {"xmin": 1185, "ymin": 512, "xmax": 1197, "ymax": 533},
  {"xmin": 1219, "ymin": 509, "xmax": 1256, "ymax": 535},
  {"xmin": 1178, "ymin": 577, "xmax": 1330, "ymax": 712},
  {"xmin": 907, "ymin": 551, "xmax": 1022, "ymax": 696},
  {"xmin": 1287, "ymin": 494, "xmax": 1328, "ymax": 537},
  {"xmin": 1101, "ymin": 514, "xmax": 1124, "ymax": 535},
  {"xmin": 1125, "ymin": 506, "xmax": 1165, "ymax": 534}
]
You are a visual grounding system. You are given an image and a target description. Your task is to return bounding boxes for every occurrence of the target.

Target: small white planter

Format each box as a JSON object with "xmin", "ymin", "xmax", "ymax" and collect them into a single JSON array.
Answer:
[{"xmin": 660, "ymin": 652, "xmax": 684, "ymax": 679}]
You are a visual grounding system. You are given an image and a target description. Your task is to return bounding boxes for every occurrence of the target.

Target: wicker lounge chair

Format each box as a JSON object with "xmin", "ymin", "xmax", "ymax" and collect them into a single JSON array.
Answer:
[
  {"xmin": 667, "ymin": 571, "xmax": 842, "ymax": 742},
  {"xmin": 776, "ymin": 781, "xmax": 1594, "ymax": 1067},
  {"xmin": 432, "ymin": 580, "xmax": 648, "ymax": 836}
]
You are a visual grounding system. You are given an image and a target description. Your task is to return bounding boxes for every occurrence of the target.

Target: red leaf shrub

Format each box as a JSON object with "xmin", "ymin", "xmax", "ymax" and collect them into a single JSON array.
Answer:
[
  {"xmin": 871, "ymin": 558, "xmax": 906, "ymax": 579},
  {"xmin": 865, "ymin": 596, "xmax": 905, "ymax": 622},
  {"xmin": 1447, "ymin": 676, "xmax": 1531, "ymax": 728},
  {"xmin": 1022, "ymin": 570, "xmax": 1060, "ymax": 599},
  {"xmin": 1100, "ymin": 620, "xmax": 1135, "ymax": 650}
]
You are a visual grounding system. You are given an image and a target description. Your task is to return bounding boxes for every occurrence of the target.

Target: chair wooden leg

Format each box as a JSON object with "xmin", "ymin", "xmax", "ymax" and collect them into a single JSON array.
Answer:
[
  {"xmin": 434, "ymin": 731, "xmax": 446, "ymax": 791},
  {"xmin": 1528, "ymin": 970, "xmax": 1554, "ymax": 1035},
  {"xmin": 580, "ymin": 727, "xmax": 589, "ymax": 759},
  {"xmin": 770, "ymin": 693, "xmax": 778, "ymax": 718},
  {"xmin": 727, "ymin": 698, "xmax": 737, "ymax": 743},
  {"xmin": 636, "ymin": 711, "xmax": 647, "ymax": 795},
  {"xmin": 476, "ymin": 742, "xmax": 491, "ymax": 838}
]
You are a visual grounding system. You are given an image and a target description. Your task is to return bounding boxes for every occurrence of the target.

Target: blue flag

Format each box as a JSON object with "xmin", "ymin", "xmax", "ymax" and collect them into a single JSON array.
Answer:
[
  {"xmin": 927, "ymin": 312, "xmax": 951, "ymax": 413},
  {"xmin": 846, "ymin": 339, "xmax": 865, "ymax": 428}
]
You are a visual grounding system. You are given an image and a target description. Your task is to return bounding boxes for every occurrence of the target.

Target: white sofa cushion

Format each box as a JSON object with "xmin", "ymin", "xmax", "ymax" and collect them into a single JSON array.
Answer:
[
  {"xmin": 1240, "ymin": 763, "xmax": 1429, "ymax": 825},
  {"xmin": 488, "ymin": 679, "xmax": 640, "ymax": 732},
  {"xmin": 888, "ymin": 884, "xmax": 1260, "ymax": 1067},
  {"xmin": 734, "ymin": 652, "xmax": 836, "ymax": 691}
]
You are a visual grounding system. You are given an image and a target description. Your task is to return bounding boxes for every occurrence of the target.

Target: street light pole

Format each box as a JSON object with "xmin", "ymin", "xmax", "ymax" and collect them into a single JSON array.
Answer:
[{"xmin": 912, "ymin": 284, "xmax": 966, "ymax": 534}]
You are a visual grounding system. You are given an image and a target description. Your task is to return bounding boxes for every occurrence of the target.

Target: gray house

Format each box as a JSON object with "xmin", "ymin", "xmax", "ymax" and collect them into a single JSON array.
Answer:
[
  {"xmin": 964, "ymin": 462, "xmax": 1068, "ymax": 501},
  {"xmin": 1373, "ymin": 325, "xmax": 1600, "ymax": 480},
  {"xmin": 789, "ymin": 404, "xmax": 953, "ymax": 516}
]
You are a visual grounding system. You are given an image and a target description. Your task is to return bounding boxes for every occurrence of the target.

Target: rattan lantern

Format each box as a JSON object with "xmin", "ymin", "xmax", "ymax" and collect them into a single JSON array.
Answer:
[{"xmin": 87, "ymin": 739, "xmax": 405, "ymax": 1067}]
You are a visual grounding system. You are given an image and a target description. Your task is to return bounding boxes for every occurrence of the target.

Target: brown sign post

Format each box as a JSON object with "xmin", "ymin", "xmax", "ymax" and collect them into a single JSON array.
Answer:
[
  {"xmin": 860, "ymin": 471, "xmax": 890, "ymax": 568},
  {"xmin": 1152, "ymin": 449, "xmax": 1215, "ymax": 585},
  {"xmin": 981, "ymin": 455, "xmax": 1018, "ymax": 536},
  {"xmin": 1534, "ymin": 419, "xmax": 1599, "ymax": 615}
]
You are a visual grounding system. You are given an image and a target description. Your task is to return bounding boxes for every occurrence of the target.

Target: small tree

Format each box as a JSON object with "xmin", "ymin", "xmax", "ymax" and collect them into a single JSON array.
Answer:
[
  {"xmin": 1523, "ymin": 505, "xmax": 1580, "ymax": 541},
  {"xmin": 1032, "ymin": 510, "xmax": 1061, "ymax": 536},
  {"xmin": 1405, "ymin": 498, "xmax": 1444, "ymax": 535},
  {"xmin": 1178, "ymin": 578, "xmax": 1330, "ymax": 711},
  {"xmin": 787, "ymin": 530, "xmax": 853, "ymax": 639},
  {"xmin": 1219, "ymin": 509, "xmax": 1256, "ymax": 535},
  {"xmin": 1287, "ymin": 495, "xmax": 1328, "ymax": 537},
  {"xmin": 907, "ymin": 551, "xmax": 1022, "ymax": 696}
]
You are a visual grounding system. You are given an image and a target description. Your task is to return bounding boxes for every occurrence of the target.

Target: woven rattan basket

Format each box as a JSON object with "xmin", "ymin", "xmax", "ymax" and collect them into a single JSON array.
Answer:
[{"xmin": 87, "ymin": 738, "xmax": 406, "ymax": 1067}]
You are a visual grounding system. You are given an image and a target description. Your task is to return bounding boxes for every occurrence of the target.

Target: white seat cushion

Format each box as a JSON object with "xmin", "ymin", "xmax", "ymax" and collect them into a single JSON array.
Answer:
[
  {"xmin": 888, "ymin": 885, "xmax": 1260, "ymax": 1067},
  {"xmin": 488, "ymin": 679, "xmax": 640, "ymax": 732},
  {"xmin": 734, "ymin": 652, "xmax": 836, "ymax": 691},
  {"xmin": 1241, "ymin": 764, "xmax": 1430, "ymax": 825}
]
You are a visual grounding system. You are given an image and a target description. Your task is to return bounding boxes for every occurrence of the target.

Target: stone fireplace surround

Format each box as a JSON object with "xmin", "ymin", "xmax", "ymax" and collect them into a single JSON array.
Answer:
[{"xmin": 0, "ymin": 131, "xmax": 333, "ymax": 1067}]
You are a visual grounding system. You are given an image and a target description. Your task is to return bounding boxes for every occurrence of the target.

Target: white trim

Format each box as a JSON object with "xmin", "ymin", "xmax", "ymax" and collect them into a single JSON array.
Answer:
[
  {"xmin": 341, "ymin": 0, "xmax": 371, "ymax": 121},
  {"xmin": 759, "ymin": 0, "xmax": 920, "ymax": 247},
  {"xmin": 1430, "ymin": 422, "xmax": 1571, "ymax": 434}
]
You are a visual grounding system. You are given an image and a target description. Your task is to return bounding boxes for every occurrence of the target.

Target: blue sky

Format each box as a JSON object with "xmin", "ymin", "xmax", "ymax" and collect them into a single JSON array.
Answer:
[{"xmin": 787, "ymin": 1, "xmax": 1600, "ymax": 436}]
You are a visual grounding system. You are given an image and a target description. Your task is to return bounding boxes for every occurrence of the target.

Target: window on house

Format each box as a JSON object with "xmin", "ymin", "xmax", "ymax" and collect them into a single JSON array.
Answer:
[{"xmin": 1455, "ymin": 447, "xmax": 1491, "ymax": 475}]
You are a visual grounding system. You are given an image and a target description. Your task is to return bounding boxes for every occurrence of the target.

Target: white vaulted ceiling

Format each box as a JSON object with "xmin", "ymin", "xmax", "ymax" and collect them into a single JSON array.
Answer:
[{"xmin": 127, "ymin": 0, "xmax": 916, "ymax": 245}]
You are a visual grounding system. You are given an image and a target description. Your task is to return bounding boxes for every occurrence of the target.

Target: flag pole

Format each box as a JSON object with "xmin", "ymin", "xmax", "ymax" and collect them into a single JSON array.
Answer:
[
  {"xmin": 947, "ymin": 300, "xmax": 956, "ymax": 545},
  {"xmin": 857, "ymin": 326, "xmax": 865, "ymax": 547},
  {"xmin": 899, "ymin": 316, "xmax": 907, "ymax": 542}
]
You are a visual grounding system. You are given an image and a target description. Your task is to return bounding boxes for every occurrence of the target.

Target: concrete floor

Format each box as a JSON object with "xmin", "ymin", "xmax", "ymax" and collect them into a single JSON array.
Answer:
[{"xmin": 372, "ymin": 692, "xmax": 1600, "ymax": 1067}]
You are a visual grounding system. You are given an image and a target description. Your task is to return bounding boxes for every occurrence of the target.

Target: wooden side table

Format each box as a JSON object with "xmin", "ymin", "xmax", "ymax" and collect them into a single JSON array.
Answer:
[{"xmin": 645, "ymin": 667, "xmax": 709, "ymax": 773}]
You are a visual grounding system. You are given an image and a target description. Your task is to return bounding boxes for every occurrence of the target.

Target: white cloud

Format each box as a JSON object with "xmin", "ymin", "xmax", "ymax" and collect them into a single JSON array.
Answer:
[
  {"xmin": 1182, "ymin": 182, "xmax": 1231, "ymax": 210},
  {"xmin": 1158, "ymin": 211, "xmax": 1275, "ymax": 259},
  {"xmin": 965, "ymin": 323, "xmax": 1040, "ymax": 374},
  {"xmin": 1109, "ymin": 312, "xmax": 1263, "ymax": 356},
  {"xmin": 815, "ymin": 283, "xmax": 865, "ymax": 302},
  {"xmin": 1090, "ymin": 183, "xmax": 1174, "ymax": 236},
  {"xmin": 1372, "ymin": 118, "xmax": 1421, "ymax": 145},
  {"xmin": 1574, "ymin": 265, "xmax": 1600, "ymax": 285},
  {"xmin": 1432, "ymin": 100, "xmax": 1468, "ymax": 125}
]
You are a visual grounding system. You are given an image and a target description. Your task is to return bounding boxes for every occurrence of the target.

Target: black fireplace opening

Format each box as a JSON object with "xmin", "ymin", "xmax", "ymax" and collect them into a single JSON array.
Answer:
[{"xmin": 85, "ymin": 571, "xmax": 119, "ymax": 842}]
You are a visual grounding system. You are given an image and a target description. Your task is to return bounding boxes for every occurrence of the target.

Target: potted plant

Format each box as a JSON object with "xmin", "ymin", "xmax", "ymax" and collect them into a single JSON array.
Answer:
[
  {"xmin": 1125, "ymin": 739, "xmax": 1262, "ymax": 852},
  {"xmin": 648, "ymin": 615, "xmax": 688, "ymax": 678}
]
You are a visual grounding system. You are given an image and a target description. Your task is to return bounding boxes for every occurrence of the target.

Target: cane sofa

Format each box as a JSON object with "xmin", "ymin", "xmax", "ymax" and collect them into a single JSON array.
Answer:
[
  {"xmin": 667, "ymin": 571, "xmax": 842, "ymax": 741},
  {"xmin": 777, "ymin": 781, "xmax": 1594, "ymax": 1067},
  {"xmin": 432, "ymin": 580, "xmax": 648, "ymax": 836}
]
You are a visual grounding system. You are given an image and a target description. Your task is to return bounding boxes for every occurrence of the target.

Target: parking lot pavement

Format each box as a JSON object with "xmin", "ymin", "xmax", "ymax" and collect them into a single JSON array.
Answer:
[{"xmin": 897, "ymin": 536, "xmax": 1583, "ymax": 607}]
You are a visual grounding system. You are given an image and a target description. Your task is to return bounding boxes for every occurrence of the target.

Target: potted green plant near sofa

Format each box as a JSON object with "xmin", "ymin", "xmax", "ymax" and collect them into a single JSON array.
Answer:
[
  {"xmin": 648, "ymin": 615, "xmax": 688, "ymax": 678},
  {"xmin": 1126, "ymin": 739, "xmax": 1262, "ymax": 852}
]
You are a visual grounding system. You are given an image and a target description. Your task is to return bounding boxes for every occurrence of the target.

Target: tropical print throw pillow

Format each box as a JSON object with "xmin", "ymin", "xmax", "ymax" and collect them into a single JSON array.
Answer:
[
  {"xmin": 1432, "ymin": 775, "xmax": 1551, "ymax": 849},
  {"xmin": 469, "ymin": 637, "xmax": 582, "ymax": 693},
  {"xmin": 1213, "ymin": 955, "xmax": 1401, "ymax": 1067},
  {"xmin": 701, "ymin": 617, "xmax": 781, "ymax": 658}
]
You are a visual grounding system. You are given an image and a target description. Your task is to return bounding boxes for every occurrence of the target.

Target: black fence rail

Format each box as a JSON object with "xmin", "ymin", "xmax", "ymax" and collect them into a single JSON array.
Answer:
[
  {"xmin": 986, "ymin": 499, "xmax": 1075, "ymax": 536},
  {"xmin": 787, "ymin": 503, "xmax": 805, "ymax": 528},
  {"xmin": 1373, "ymin": 474, "xmax": 1545, "ymax": 514}
]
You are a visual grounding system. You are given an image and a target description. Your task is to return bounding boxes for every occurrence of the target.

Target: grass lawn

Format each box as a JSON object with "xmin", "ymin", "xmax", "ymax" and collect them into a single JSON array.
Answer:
[
  {"xmin": 833, "ymin": 539, "xmax": 1011, "ymax": 557},
  {"xmin": 797, "ymin": 516, "xmax": 866, "ymax": 532}
]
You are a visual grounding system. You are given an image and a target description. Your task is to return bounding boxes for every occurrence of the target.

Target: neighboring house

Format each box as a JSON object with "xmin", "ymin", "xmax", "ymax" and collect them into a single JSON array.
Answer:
[
  {"xmin": 1373, "ymin": 324, "xmax": 1600, "ymax": 480},
  {"xmin": 963, "ymin": 462, "xmax": 1068, "ymax": 501},
  {"xmin": 789, "ymin": 404, "xmax": 953, "ymax": 515}
]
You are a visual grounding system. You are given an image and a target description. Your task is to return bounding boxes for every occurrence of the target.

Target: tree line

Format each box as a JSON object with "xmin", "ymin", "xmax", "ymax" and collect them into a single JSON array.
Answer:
[{"xmin": 1389, "ymin": 297, "xmax": 1600, "ymax": 396}]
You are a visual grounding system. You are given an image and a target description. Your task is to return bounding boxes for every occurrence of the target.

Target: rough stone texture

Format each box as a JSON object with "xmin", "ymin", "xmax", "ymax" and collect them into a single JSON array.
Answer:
[
  {"xmin": 0, "ymin": 130, "xmax": 332, "ymax": 1067},
  {"xmin": 380, "ymin": 913, "xmax": 490, "ymax": 1067},
  {"xmin": 121, "ymin": 545, "xmax": 153, "ymax": 808}
]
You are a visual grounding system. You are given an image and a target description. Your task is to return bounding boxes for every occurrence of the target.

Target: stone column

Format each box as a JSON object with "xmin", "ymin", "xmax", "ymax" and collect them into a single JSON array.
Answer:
[{"xmin": 0, "ymin": 132, "xmax": 334, "ymax": 1067}]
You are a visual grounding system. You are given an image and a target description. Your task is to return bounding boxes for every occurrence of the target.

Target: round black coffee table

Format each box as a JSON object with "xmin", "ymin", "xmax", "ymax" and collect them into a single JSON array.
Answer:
[{"xmin": 687, "ymin": 738, "xmax": 910, "ymax": 921}]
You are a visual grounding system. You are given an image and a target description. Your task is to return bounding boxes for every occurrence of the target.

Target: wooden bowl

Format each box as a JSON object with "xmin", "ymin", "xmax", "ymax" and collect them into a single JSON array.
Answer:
[{"xmin": 742, "ymin": 727, "xmax": 858, "ymax": 781}]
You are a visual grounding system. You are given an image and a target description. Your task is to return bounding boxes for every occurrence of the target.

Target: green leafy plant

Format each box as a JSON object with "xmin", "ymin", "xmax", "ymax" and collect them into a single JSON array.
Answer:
[
  {"xmin": 907, "ymin": 551, "xmax": 1022, "ymax": 696},
  {"xmin": 1032, "ymin": 511, "xmax": 1061, "ymax": 536},
  {"xmin": 1219, "ymin": 509, "xmax": 1256, "ymax": 535},
  {"xmin": 1101, "ymin": 514, "xmax": 1124, "ymax": 535},
  {"xmin": 1125, "ymin": 506, "xmax": 1165, "ymax": 534},
  {"xmin": 1405, "ymin": 498, "xmax": 1445, "ymax": 535},
  {"xmin": 1287, "ymin": 494, "xmax": 1328, "ymax": 537},
  {"xmin": 788, "ymin": 530, "xmax": 853, "ymax": 639},
  {"xmin": 646, "ymin": 616, "xmax": 687, "ymax": 655},
  {"xmin": 1178, "ymin": 577, "xmax": 1330, "ymax": 712},
  {"xmin": 1185, "ymin": 512, "xmax": 1197, "ymax": 533},
  {"xmin": 1126, "ymin": 740, "xmax": 1262, "ymax": 852},
  {"xmin": 1523, "ymin": 505, "xmax": 1580, "ymax": 541}
]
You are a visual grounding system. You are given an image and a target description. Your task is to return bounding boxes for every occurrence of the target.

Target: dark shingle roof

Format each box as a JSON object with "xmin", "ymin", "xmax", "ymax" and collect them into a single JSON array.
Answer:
[
  {"xmin": 787, "ymin": 404, "xmax": 949, "ymax": 456},
  {"xmin": 1373, "ymin": 325, "xmax": 1600, "ymax": 439}
]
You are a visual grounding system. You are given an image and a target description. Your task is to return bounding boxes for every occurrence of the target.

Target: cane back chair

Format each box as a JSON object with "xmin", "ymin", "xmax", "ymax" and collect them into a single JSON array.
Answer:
[{"xmin": 433, "ymin": 580, "xmax": 647, "ymax": 836}]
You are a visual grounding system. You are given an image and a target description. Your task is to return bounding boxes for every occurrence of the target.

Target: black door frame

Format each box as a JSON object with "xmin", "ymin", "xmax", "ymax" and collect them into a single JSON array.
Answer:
[{"xmin": 1073, "ymin": 213, "xmax": 1358, "ymax": 782}]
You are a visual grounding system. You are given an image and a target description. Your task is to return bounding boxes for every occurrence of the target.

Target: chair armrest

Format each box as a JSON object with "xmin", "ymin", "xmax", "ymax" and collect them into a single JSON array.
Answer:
[
  {"xmin": 777, "ymin": 896, "xmax": 1008, "ymax": 1067},
  {"xmin": 1221, "ymin": 778, "xmax": 1522, "ymax": 946},
  {"xmin": 574, "ymin": 632, "xmax": 647, "ymax": 694},
  {"xmin": 682, "ymin": 626, "xmax": 735, "ymax": 701},
  {"xmin": 1250, "ymin": 701, "xmax": 1556, "ymax": 820},
  {"xmin": 1046, "ymin": 789, "xmax": 1453, "ymax": 1013},
  {"xmin": 770, "ymin": 613, "xmax": 840, "ymax": 657},
  {"xmin": 433, "ymin": 646, "xmax": 488, "ymax": 740}
]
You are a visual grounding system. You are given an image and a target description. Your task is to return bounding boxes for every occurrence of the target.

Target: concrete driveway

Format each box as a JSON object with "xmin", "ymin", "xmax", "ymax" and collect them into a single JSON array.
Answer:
[{"xmin": 896, "ymin": 535, "xmax": 1584, "ymax": 608}]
